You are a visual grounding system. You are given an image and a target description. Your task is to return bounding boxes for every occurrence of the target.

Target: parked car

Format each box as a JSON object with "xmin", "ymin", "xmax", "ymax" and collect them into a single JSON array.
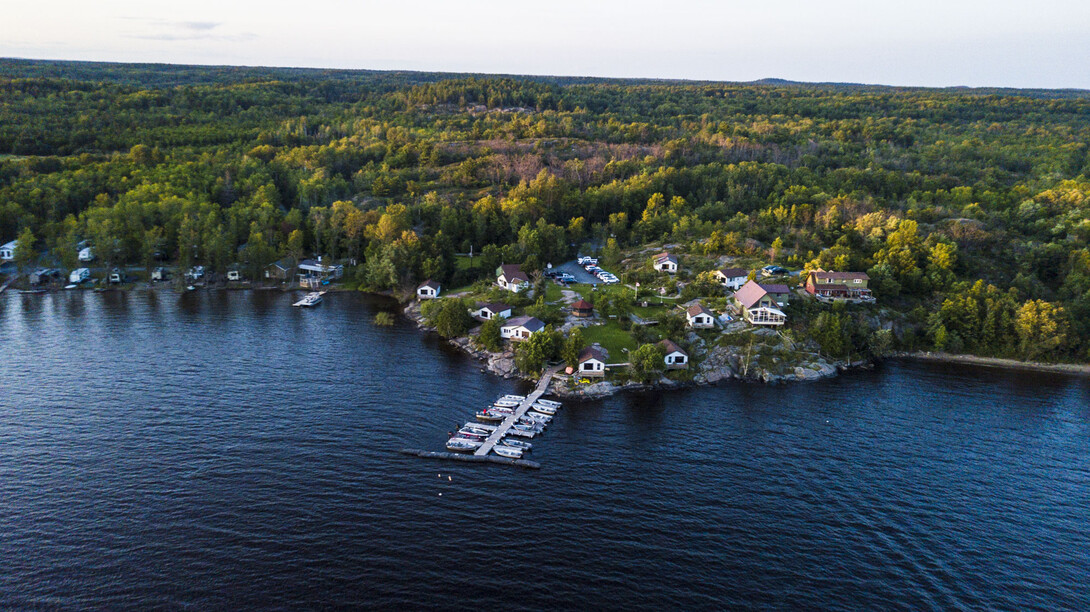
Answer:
[{"xmin": 762, "ymin": 265, "xmax": 789, "ymax": 277}]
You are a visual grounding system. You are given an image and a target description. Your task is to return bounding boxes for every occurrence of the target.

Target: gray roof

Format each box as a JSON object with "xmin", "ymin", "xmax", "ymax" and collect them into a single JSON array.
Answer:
[{"xmin": 503, "ymin": 315, "xmax": 545, "ymax": 332}]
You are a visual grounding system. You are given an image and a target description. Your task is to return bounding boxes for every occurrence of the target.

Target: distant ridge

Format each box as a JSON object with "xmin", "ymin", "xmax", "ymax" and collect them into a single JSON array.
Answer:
[{"xmin": 2, "ymin": 57, "xmax": 1087, "ymax": 98}]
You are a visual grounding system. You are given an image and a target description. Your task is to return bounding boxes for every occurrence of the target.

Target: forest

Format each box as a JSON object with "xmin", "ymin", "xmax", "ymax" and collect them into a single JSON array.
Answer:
[{"xmin": 1, "ymin": 58, "xmax": 1088, "ymax": 362}]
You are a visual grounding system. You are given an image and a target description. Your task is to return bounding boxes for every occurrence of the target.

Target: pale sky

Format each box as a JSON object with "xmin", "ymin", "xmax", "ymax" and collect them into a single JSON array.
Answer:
[{"xmin": 2, "ymin": 0, "xmax": 1089, "ymax": 88}]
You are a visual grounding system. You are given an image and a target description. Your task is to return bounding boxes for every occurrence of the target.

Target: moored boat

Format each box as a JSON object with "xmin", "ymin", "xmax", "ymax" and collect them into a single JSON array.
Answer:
[
  {"xmin": 446, "ymin": 438, "xmax": 482, "ymax": 452},
  {"xmin": 535, "ymin": 399, "xmax": 562, "ymax": 408},
  {"xmin": 500, "ymin": 394, "xmax": 526, "ymax": 401},
  {"xmin": 475, "ymin": 411, "xmax": 505, "ymax": 422},
  {"xmin": 500, "ymin": 438, "xmax": 532, "ymax": 450},
  {"xmin": 493, "ymin": 445, "xmax": 523, "ymax": 459},
  {"xmin": 530, "ymin": 404, "xmax": 557, "ymax": 415},
  {"xmin": 293, "ymin": 291, "xmax": 324, "ymax": 307},
  {"xmin": 493, "ymin": 399, "xmax": 520, "ymax": 408}
]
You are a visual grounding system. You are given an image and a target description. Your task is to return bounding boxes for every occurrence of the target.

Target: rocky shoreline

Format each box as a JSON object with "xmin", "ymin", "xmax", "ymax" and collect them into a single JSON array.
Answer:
[{"xmin": 403, "ymin": 299, "xmax": 857, "ymax": 400}]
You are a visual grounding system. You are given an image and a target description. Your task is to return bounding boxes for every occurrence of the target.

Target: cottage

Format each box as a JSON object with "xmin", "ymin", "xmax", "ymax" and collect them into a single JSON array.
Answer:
[
  {"xmin": 715, "ymin": 267, "xmax": 749, "ymax": 290},
  {"xmin": 571, "ymin": 299, "xmax": 594, "ymax": 318},
  {"xmin": 733, "ymin": 280, "xmax": 787, "ymax": 326},
  {"xmin": 496, "ymin": 264, "xmax": 530, "ymax": 292},
  {"xmin": 417, "ymin": 279, "xmax": 441, "ymax": 299},
  {"xmin": 0, "ymin": 240, "xmax": 17, "ymax": 261},
  {"xmin": 659, "ymin": 339, "xmax": 689, "ymax": 369},
  {"xmin": 805, "ymin": 270, "xmax": 873, "ymax": 301},
  {"xmin": 653, "ymin": 252, "xmax": 678, "ymax": 273},
  {"xmin": 69, "ymin": 267, "xmax": 91, "ymax": 284},
  {"xmin": 151, "ymin": 267, "xmax": 168, "ymax": 281},
  {"xmin": 471, "ymin": 302, "xmax": 513, "ymax": 320},
  {"xmin": 108, "ymin": 268, "xmax": 125, "ymax": 284},
  {"xmin": 686, "ymin": 303, "xmax": 716, "ymax": 328},
  {"xmin": 576, "ymin": 346, "xmax": 607, "ymax": 377},
  {"xmin": 298, "ymin": 258, "xmax": 343, "ymax": 280},
  {"xmin": 265, "ymin": 260, "xmax": 292, "ymax": 280},
  {"xmin": 227, "ymin": 268, "xmax": 243, "ymax": 282},
  {"xmin": 500, "ymin": 315, "xmax": 545, "ymax": 341},
  {"xmin": 30, "ymin": 268, "xmax": 61, "ymax": 285},
  {"xmin": 78, "ymin": 247, "xmax": 94, "ymax": 262}
]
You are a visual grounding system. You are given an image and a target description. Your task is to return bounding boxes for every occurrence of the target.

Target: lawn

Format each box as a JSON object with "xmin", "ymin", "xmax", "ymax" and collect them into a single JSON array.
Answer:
[
  {"xmin": 454, "ymin": 255, "xmax": 486, "ymax": 272},
  {"xmin": 543, "ymin": 282, "xmax": 564, "ymax": 303},
  {"xmin": 581, "ymin": 321, "xmax": 639, "ymax": 362}
]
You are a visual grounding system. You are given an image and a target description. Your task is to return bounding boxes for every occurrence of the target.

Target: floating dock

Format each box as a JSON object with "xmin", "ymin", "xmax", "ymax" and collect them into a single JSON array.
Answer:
[
  {"xmin": 399, "ymin": 448, "xmax": 541, "ymax": 469},
  {"xmin": 473, "ymin": 364, "xmax": 563, "ymax": 457}
]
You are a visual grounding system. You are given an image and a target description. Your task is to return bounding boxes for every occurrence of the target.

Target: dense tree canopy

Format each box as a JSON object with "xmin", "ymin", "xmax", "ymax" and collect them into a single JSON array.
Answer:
[{"xmin": 2, "ymin": 59, "xmax": 1088, "ymax": 361}]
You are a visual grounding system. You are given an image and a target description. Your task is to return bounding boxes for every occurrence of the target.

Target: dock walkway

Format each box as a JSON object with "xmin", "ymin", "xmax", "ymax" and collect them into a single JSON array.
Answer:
[{"xmin": 474, "ymin": 364, "xmax": 563, "ymax": 457}]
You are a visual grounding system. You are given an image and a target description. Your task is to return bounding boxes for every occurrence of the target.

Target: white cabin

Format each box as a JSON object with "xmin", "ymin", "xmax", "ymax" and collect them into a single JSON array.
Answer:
[
  {"xmin": 78, "ymin": 247, "xmax": 94, "ymax": 262},
  {"xmin": 417, "ymin": 280, "xmax": 440, "ymax": 299},
  {"xmin": 500, "ymin": 315, "xmax": 545, "ymax": 341},
  {"xmin": 715, "ymin": 267, "xmax": 749, "ymax": 290},
  {"xmin": 659, "ymin": 339, "xmax": 689, "ymax": 370},
  {"xmin": 653, "ymin": 252, "xmax": 678, "ymax": 273},
  {"xmin": 471, "ymin": 303, "xmax": 512, "ymax": 320},
  {"xmin": 0, "ymin": 240, "xmax": 16, "ymax": 261},
  {"xmin": 686, "ymin": 303, "xmax": 715, "ymax": 328},
  {"xmin": 576, "ymin": 346, "xmax": 607, "ymax": 377},
  {"xmin": 69, "ymin": 268, "xmax": 91, "ymax": 284}
]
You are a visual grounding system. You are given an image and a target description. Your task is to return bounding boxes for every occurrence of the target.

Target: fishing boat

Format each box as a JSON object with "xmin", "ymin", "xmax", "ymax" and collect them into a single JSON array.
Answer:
[
  {"xmin": 456, "ymin": 428, "xmax": 487, "ymax": 439},
  {"xmin": 535, "ymin": 399, "xmax": 562, "ymax": 408},
  {"xmin": 293, "ymin": 291, "xmax": 323, "ymax": 307},
  {"xmin": 530, "ymin": 404, "xmax": 557, "ymax": 415},
  {"xmin": 511, "ymin": 422, "xmax": 541, "ymax": 433},
  {"xmin": 500, "ymin": 394, "xmax": 526, "ymax": 401},
  {"xmin": 523, "ymin": 412, "xmax": 551, "ymax": 424},
  {"xmin": 506, "ymin": 428, "xmax": 536, "ymax": 439},
  {"xmin": 64, "ymin": 284, "xmax": 78, "ymax": 290},
  {"xmin": 493, "ymin": 399, "xmax": 520, "ymax": 408},
  {"xmin": 460, "ymin": 425, "xmax": 494, "ymax": 436},
  {"xmin": 475, "ymin": 411, "xmax": 505, "ymax": 422},
  {"xmin": 465, "ymin": 422, "xmax": 498, "ymax": 431},
  {"xmin": 493, "ymin": 445, "xmax": 523, "ymax": 459},
  {"xmin": 446, "ymin": 438, "xmax": 482, "ymax": 452},
  {"xmin": 500, "ymin": 438, "xmax": 532, "ymax": 450}
]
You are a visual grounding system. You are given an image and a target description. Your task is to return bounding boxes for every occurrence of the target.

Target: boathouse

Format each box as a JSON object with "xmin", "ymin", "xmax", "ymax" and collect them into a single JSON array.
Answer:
[{"xmin": 577, "ymin": 346, "xmax": 607, "ymax": 377}]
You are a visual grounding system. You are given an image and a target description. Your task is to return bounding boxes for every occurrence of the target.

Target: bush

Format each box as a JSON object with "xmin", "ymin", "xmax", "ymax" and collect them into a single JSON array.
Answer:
[{"xmin": 373, "ymin": 311, "xmax": 395, "ymax": 326}]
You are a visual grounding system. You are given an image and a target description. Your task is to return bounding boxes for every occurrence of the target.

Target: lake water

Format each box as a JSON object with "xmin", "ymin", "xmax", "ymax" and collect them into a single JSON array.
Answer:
[{"xmin": 1, "ymin": 290, "xmax": 1088, "ymax": 609}]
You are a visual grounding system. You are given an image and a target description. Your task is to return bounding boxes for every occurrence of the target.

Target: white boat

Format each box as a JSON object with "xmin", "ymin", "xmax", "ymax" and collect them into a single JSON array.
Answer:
[
  {"xmin": 523, "ymin": 413, "xmax": 551, "ymax": 424},
  {"xmin": 493, "ymin": 399, "xmax": 520, "ymax": 408},
  {"xmin": 530, "ymin": 404, "xmax": 557, "ymax": 415},
  {"xmin": 500, "ymin": 394, "xmax": 526, "ymax": 401},
  {"xmin": 293, "ymin": 291, "xmax": 323, "ymax": 307},
  {"xmin": 506, "ymin": 427, "xmax": 536, "ymax": 439},
  {"xmin": 460, "ymin": 425, "xmax": 493, "ymax": 436},
  {"xmin": 493, "ymin": 446, "xmax": 523, "ymax": 459},
  {"xmin": 500, "ymin": 438, "xmax": 532, "ymax": 450},
  {"xmin": 535, "ymin": 399, "xmax": 562, "ymax": 408},
  {"xmin": 465, "ymin": 422, "xmax": 498, "ymax": 431},
  {"xmin": 446, "ymin": 438, "xmax": 482, "ymax": 452},
  {"xmin": 64, "ymin": 284, "xmax": 78, "ymax": 290},
  {"xmin": 475, "ymin": 411, "xmax": 505, "ymax": 422},
  {"xmin": 457, "ymin": 428, "xmax": 488, "ymax": 439}
]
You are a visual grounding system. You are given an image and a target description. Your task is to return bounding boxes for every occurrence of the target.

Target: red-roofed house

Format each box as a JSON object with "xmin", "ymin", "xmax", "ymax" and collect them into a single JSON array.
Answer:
[{"xmin": 733, "ymin": 280, "xmax": 787, "ymax": 326}]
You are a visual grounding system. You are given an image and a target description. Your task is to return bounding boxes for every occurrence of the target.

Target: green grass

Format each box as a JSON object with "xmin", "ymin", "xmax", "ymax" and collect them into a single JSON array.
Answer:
[
  {"xmin": 454, "ymin": 255, "xmax": 485, "ymax": 271},
  {"xmin": 581, "ymin": 321, "xmax": 639, "ymax": 362},
  {"xmin": 543, "ymin": 282, "xmax": 563, "ymax": 303}
]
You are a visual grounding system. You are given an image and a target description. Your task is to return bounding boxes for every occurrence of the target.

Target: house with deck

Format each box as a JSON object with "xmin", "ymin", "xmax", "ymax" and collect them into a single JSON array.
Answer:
[
  {"xmin": 501, "ymin": 315, "xmax": 544, "ymax": 340},
  {"xmin": 686, "ymin": 303, "xmax": 716, "ymax": 328},
  {"xmin": 733, "ymin": 280, "xmax": 787, "ymax": 326},
  {"xmin": 417, "ymin": 279, "xmax": 440, "ymax": 299},
  {"xmin": 715, "ymin": 267, "xmax": 749, "ymax": 290},
  {"xmin": 576, "ymin": 346, "xmax": 607, "ymax": 377},
  {"xmin": 496, "ymin": 264, "xmax": 530, "ymax": 292},
  {"xmin": 804, "ymin": 270, "xmax": 873, "ymax": 302},
  {"xmin": 653, "ymin": 252, "xmax": 678, "ymax": 273},
  {"xmin": 471, "ymin": 302, "xmax": 512, "ymax": 321},
  {"xmin": 659, "ymin": 339, "xmax": 689, "ymax": 370}
]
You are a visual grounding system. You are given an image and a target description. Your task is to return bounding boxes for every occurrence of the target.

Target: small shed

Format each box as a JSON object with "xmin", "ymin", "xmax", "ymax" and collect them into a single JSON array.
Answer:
[{"xmin": 571, "ymin": 299, "xmax": 594, "ymax": 318}]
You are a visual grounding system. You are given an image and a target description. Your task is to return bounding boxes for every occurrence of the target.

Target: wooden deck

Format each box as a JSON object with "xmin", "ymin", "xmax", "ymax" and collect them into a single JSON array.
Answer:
[{"xmin": 474, "ymin": 364, "xmax": 563, "ymax": 457}]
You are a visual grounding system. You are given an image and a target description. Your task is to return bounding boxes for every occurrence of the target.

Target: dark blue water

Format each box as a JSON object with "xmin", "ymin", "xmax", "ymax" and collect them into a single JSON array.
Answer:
[{"xmin": 1, "ymin": 290, "xmax": 1088, "ymax": 609}]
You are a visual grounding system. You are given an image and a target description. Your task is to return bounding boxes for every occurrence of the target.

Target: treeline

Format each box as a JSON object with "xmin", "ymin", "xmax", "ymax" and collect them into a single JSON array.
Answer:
[{"xmin": 1, "ymin": 60, "xmax": 1088, "ymax": 361}]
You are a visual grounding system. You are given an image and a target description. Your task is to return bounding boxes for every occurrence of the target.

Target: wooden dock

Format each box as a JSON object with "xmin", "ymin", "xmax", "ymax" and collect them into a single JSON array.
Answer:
[
  {"xmin": 473, "ymin": 364, "xmax": 563, "ymax": 457},
  {"xmin": 398, "ymin": 448, "xmax": 540, "ymax": 469}
]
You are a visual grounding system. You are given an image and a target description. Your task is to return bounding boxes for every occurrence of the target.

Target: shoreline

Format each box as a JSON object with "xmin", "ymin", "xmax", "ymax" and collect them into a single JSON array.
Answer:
[{"xmin": 895, "ymin": 352, "xmax": 1090, "ymax": 376}]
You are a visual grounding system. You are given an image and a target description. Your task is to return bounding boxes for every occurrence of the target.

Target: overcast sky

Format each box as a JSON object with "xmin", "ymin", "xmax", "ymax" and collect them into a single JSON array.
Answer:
[{"xmin": 2, "ymin": 0, "xmax": 1088, "ymax": 88}]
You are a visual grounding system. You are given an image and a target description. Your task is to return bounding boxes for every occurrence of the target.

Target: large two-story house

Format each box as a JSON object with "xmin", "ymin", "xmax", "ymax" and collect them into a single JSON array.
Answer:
[{"xmin": 804, "ymin": 270, "xmax": 873, "ymax": 301}]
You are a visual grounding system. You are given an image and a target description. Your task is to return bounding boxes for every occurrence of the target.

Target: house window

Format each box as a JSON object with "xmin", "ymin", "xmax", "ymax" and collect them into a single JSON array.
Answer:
[{"xmin": 583, "ymin": 362, "xmax": 593, "ymax": 370}]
